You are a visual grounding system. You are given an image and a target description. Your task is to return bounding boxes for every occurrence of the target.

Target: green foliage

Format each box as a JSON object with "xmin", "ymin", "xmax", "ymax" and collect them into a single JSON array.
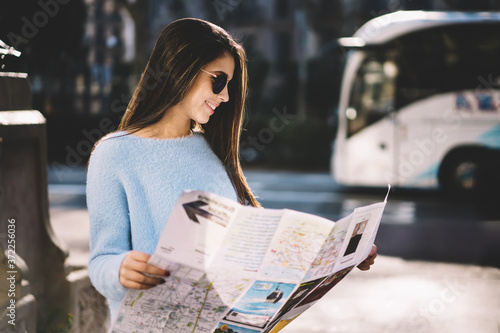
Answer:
[{"xmin": 37, "ymin": 311, "xmax": 73, "ymax": 333}]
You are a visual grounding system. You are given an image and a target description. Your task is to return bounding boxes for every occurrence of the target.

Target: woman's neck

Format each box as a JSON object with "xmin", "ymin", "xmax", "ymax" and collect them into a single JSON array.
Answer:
[{"xmin": 133, "ymin": 111, "xmax": 192, "ymax": 139}]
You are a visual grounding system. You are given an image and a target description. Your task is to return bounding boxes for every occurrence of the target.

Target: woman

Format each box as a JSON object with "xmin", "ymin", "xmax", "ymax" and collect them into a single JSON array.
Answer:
[
  {"xmin": 86, "ymin": 18, "xmax": 260, "ymax": 320},
  {"xmin": 87, "ymin": 17, "xmax": 377, "ymax": 322}
]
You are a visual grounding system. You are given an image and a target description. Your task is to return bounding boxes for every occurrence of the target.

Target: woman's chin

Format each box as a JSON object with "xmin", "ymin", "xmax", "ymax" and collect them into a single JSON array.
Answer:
[{"xmin": 197, "ymin": 118, "xmax": 210, "ymax": 125}]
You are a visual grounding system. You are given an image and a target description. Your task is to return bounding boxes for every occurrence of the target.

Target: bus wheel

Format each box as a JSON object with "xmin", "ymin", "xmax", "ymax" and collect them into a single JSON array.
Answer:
[{"xmin": 438, "ymin": 150, "xmax": 486, "ymax": 196}]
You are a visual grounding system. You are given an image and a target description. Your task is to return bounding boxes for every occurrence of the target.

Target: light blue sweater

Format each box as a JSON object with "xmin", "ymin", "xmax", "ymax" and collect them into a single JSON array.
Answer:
[{"xmin": 86, "ymin": 131, "xmax": 237, "ymax": 321}]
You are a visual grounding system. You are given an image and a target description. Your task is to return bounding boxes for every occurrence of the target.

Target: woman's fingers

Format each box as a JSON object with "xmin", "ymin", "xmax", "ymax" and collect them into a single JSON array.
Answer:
[
  {"xmin": 119, "ymin": 250, "xmax": 170, "ymax": 289},
  {"xmin": 126, "ymin": 251, "xmax": 170, "ymax": 276},
  {"xmin": 120, "ymin": 270, "xmax": 166, "ymax": 289},
  {"xmin": 357, "ymin": 245, "xmax": 378, "ymax": 271}
]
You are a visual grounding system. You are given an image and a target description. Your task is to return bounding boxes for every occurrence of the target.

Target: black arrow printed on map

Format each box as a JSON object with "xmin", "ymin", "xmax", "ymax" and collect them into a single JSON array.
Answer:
[{"xmin": 182, "ymin": 200, "xmax": 218, "ymax": 223}]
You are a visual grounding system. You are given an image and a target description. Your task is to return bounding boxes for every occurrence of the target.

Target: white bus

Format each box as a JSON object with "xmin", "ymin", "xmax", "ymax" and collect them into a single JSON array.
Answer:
[{"xmin": 331, "ymin": 11, "xmax": 500, "ymax": 195}]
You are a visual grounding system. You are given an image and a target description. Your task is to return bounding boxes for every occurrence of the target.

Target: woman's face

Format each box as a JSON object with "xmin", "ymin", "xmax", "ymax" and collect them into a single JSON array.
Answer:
[{"xmin": 173, "ymin": 52, "xmax": 235, "ymax": 125}]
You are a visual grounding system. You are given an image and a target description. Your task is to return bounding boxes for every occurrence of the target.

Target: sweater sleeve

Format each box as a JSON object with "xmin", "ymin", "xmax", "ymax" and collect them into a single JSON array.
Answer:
[{"xmin": 86, "ymin": 139, "xmax": 130, "ymax": 302}]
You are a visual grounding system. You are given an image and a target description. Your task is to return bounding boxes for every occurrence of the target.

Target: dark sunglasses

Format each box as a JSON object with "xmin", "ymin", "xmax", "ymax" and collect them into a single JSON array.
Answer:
[{"xmin": 201, "ymin": 69, "xmax": 229, "ymax": 94}]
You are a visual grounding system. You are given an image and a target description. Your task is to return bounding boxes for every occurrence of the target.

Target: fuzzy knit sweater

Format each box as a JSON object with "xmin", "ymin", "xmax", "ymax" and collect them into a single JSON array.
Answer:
[{"xmin": 86, "ymin": 131, "xmax": 237, "ymax": 321}]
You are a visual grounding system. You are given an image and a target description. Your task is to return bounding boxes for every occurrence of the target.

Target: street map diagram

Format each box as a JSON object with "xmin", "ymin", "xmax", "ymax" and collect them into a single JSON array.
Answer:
[
  {"xmin": 306, "ymin": 229, "xmax": 346, "ymax": 277},
  {"xmin": 259, "ymin": 212, "xmax": 333, "ymax": 281},
  {"xmin": 303, "ymin": 216, "xmax": 351, "ymax": 281},
  {"xmin": 111, "ymin": 263, "xmax": 253, "ymax": 333}
]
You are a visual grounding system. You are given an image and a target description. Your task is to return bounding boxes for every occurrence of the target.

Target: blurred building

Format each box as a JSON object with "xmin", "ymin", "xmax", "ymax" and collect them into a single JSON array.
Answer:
[
  {"xmin": 80, "ymin": 0, "xmax": 328, "ymax": 117},
  {"xmin": 70, "ymin": 0, "xmax": 500, "ymax": 118},
  {"xmin": 82, "ymin": 0, "xmax": 127, "ymax": 114},
  {"xmin": 9, "ymin": 0, "xmax": 494, "ymax": 166}
]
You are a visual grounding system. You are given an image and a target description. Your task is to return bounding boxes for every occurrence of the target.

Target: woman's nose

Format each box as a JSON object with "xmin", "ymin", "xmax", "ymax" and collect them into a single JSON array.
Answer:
[{"xmin": 217, "ymin": 85, "xmax": 229, "ymax": 102}]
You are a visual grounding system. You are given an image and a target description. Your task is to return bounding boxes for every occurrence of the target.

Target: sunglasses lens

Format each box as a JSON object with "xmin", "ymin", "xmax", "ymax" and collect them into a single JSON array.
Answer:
[{"xmin": 213, "ymin": 73, "xmax": 227, "ymax": 94}]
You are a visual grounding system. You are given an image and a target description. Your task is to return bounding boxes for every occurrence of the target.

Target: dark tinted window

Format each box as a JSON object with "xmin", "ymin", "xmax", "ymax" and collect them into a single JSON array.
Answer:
[{"xmin": 393, "ymin": 23, "xmax": 500, "ymax": 109}]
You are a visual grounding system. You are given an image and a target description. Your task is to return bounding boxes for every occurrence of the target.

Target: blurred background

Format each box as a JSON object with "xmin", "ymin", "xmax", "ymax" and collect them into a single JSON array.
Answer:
[
  {"xmin": 1, "ymin": 1, "xmax": 500, "ymax": 331},
  {"xmin": 1, "ymin": 0, "xmax": 499, "ymax": 266},
  {"xmin": 1, "ymin": 0, "xmax": 498, "ymax": 170}
]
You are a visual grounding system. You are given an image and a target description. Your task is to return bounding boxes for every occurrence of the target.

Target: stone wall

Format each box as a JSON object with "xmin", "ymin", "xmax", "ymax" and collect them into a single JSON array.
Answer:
[{"xmin": 0, "ymin": 109, "xmax": 109, "ymax": 332}]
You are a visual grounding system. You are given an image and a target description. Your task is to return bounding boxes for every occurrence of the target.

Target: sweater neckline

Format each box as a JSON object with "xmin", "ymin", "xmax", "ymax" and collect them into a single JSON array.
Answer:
[{"xmin": 114, "ymin": 130, "xmax": 202, "ymax": 143}]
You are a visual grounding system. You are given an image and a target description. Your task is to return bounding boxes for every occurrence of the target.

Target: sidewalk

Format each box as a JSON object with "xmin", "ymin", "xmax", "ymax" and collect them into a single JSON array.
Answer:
[{"xmin": 49, "ymin": 198, "xmax": 500, "ymax": 333}]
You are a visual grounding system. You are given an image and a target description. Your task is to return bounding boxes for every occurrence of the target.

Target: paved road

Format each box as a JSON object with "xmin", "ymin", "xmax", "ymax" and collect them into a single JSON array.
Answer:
[{"xmin": 48, "ymin": 167, "xmax": 500, "ymax": 333}]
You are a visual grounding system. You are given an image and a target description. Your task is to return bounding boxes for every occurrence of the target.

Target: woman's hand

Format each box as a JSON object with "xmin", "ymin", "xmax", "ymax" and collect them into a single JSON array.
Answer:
[
  {"xmin": 357, "ymin": 245, "xmax": 378, "ymax": 271},
  {"xmin": 119, "ymin": 250, "xmax": 170, "ymax": 289}
]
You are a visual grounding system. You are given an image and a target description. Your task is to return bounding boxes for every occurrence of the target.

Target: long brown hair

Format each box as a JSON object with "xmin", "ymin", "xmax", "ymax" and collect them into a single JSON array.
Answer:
[{"xmin": 118, "ymin": 18, "xmax": 260, "ymax": 207}]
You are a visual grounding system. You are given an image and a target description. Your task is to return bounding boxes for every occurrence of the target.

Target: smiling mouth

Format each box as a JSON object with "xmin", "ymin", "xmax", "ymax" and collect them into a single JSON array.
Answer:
[{"xmin": 206, "ymin": 101, "xmax": 218, "ymax": 112}]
